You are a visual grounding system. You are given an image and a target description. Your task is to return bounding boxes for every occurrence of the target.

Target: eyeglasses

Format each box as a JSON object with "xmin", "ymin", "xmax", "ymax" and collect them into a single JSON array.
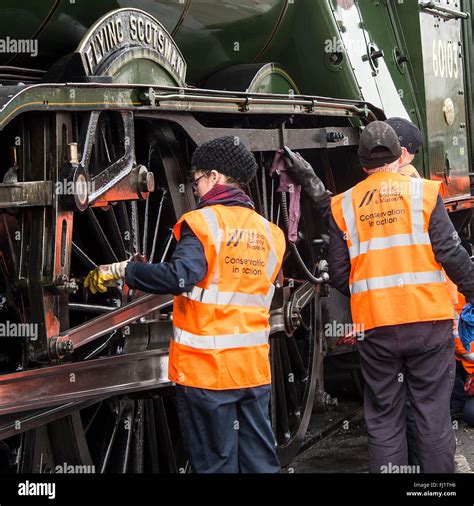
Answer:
[{"xmin": 191, "ymin": 174, "xmax": 206, "ymax": 191}]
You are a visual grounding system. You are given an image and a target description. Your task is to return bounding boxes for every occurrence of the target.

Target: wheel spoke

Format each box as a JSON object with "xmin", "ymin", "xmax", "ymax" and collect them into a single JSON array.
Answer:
[
  {"xmin": 130, "ymin": 399, "xmax": 145, "ymax": 473},
  {"xmin": 101, "ymin": 207, "xmax": 127, "ymax": 260},
  {"xmin": 114, "ymin": 202, "xmax": 132, "ymax": 257},
  {"xmin": 83, "ymin": 401, "xmax": 103, "ymax": 434},
  {"xmin": 86, "ymin": 208, "xmax": 118, "ymax": 263},
  {"xmin": 98, "ymin": 400, "xmax": 122, "ymax": 473},
  {"xmin": 272, "ymin": 339, "xmax": 291, "ymax": 443},
  {"xmin": 153, "ymin": 397, "xmax": 178, "ymax": 473},
  {"xmin": 115, "ymin": 400, "xmax": 134, "ymax": 473},
  {"xmin": 149, "ymin": 190, "xmax": 167, "ymax": 263},
  {"xmin": 142, "ymin": 145, "xmax": 154, "ymax": 256},
  {"xmin": 72, "ymin": 241, "xmax": 97, "ymax": 270},
  {"xmin": 160, "ymin": 229, "xmax": 174, "ymax": 263},
  {"xmin": 127, "ymin": 201, "xmax": 140, "ymax": 256}
]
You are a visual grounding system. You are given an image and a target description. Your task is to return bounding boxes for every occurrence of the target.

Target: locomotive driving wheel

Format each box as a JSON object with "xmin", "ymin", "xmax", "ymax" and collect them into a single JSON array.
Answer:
[
  {"xmin": 248, "ymin": 156, "xmax": 326, "ymax": 467},
  {"xmin": 0, "ymin": 114, "xmax": 192, "ymax": 474},
  {"xmin": 0, "ymin": 110, "xmax": 327, "ymax": 472}
]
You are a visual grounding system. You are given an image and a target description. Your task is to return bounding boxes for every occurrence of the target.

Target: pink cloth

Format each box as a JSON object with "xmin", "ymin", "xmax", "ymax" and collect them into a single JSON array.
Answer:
[{"xmin": 270, "ymin": 150, "xmax": 301, "ymax": 243}]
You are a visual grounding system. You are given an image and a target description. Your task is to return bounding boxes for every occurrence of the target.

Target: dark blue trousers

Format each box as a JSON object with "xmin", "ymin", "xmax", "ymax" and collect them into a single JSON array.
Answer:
[
  {"xmin": 450, "ymin": 360, "xmax": 474, "ymax": 427},
  {"xmin": 407, "ymin": 354, "xmax": 474, "ymax": 466},
  {"xmin": 358, "ymin": 320, "xmax": 456, "ymax": 473},
  {"xmin": 175, "ymin": 384, "xmax": 281, "ymax": 473}
]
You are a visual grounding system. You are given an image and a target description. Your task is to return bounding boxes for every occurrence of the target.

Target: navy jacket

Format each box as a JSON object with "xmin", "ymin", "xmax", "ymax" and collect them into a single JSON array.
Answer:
[{"xmin": 125, "ymin": 222, "xmax": 207, "ymax": 295}]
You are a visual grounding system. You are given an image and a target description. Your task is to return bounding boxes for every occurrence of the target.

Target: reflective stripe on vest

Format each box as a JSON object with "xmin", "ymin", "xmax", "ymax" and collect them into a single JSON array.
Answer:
[
  {"xmin": 345, "ymin": 178, "xmax": 428, "ymax": 260},
  {"xmin": 350, "ymin": 270, "xmax": 446, "ymax": 295},
  {"xmin": 174, "ymin": 327, "xmax": 270, "ymax": 350},
  {"xmin": 259, "ymin": 215, "xmax": 279, "ymax": 279},
  {"xmin": 181, "ymin": 284, "xmax": 275, "ymax": 308},
  {"xmin": 198, "ymin": 207, "xmax": 222, "ymax": 283}
]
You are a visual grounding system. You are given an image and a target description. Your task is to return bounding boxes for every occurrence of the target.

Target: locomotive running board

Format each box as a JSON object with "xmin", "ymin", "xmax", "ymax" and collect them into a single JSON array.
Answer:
[{"xmin": 0, "ymin": 348, "xmax": 170, "ymax": 417}]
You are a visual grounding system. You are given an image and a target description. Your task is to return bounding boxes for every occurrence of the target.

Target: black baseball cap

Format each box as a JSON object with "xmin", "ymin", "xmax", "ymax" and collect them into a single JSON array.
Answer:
[
  {"xmin": 385, "ymin": 117, "xmax": 423, "ymax": 154},
  {"xmin": 358, "ymin": 121, "xmax": 402, "ymax": 169}
]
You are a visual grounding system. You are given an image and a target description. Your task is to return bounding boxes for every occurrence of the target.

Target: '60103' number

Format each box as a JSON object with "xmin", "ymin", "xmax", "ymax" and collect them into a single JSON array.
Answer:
[{"xmin": 432, "ymin": 39, "xmax": 459, "ymax": 79}]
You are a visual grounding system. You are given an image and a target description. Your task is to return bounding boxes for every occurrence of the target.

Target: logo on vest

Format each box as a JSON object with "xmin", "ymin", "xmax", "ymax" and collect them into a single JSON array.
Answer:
[
  {"xmin": 225, "ymin": 227, "xmax": 266, "ymax": 251},
  {"xmin": 358, "ymin": 189, "xmax": 377, "ymax": 207}
]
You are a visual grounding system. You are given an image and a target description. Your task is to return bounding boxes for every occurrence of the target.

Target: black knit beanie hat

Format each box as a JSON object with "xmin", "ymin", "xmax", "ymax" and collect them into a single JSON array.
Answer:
[{"xmin": 191, "ymin": 136, "xmax": 258, "ymax": 184}]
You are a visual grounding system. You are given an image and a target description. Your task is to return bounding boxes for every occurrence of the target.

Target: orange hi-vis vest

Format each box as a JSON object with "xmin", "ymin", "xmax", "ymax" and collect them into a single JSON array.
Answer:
[
  {"xmin": 453, "ymin": 307, "xmax": 474, "ymax": 375},
  {"xmin": 169, "ymin": 205, "xmax": 286, "ymax": 390},
  {"xmin": 446, "ymin": 277, "xmax": 474, "ymax": 374},
  {"xmin": 331, "ymin": 172, "xmax": 453, "ymax": 330}
]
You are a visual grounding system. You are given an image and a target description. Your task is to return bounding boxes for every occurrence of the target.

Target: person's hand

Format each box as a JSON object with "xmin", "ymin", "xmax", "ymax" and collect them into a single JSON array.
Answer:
[
  {"xmin": 464, "ymin": 374, "xmax": 474, "ymax": 396},
  {"xmin": 282, "ymin": 147, "xmax": 317, "ymax": 186},
  {"xmin": 84, "ymin": 261, "xmax": 128, "ymax": 294},
  {"xmin": 282, "ymin": 146, "xmax": 330, "ymax": 203}
]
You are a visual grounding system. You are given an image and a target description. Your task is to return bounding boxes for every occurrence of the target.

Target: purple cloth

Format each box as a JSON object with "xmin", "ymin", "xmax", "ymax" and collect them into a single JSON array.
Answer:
[{"xmin": 270, "ymin": 150, "xmax": 301, "ymax": 243}]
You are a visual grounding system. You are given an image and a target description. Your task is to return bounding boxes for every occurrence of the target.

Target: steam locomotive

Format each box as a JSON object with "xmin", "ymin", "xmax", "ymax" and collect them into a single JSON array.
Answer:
[{"xmin": 0, "ymin": 0, "xmax": 471, "ymax": 473}]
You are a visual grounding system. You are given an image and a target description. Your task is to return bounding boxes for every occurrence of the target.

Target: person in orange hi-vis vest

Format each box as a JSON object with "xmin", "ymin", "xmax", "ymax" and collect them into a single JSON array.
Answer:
[
  {"xmin": 385, "ymin": 117, "xmax": 423, "ymax": 179},
  {"xmin": 330, "ymin": 121, "xmax": 474, "ymax": 473},
  {"xmin": 447, "ymin": 279, "xmax": 474, "ymax": 426},
  {"xmin": 84, "ymin": 136, "xmax": 286, "ymax": 473},
  {"xmin": 386, "ymin": 118, "xmax": 474, "ymax": 435},
  {"xmin": 284, "ymin": 120, "xmax": 474, "ymax": 473}
]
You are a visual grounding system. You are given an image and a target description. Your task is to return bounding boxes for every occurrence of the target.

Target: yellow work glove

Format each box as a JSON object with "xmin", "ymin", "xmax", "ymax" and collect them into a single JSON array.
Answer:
[{"xmin": 84, "ymin": 261, "xmax": 129, "ymax": 294}]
